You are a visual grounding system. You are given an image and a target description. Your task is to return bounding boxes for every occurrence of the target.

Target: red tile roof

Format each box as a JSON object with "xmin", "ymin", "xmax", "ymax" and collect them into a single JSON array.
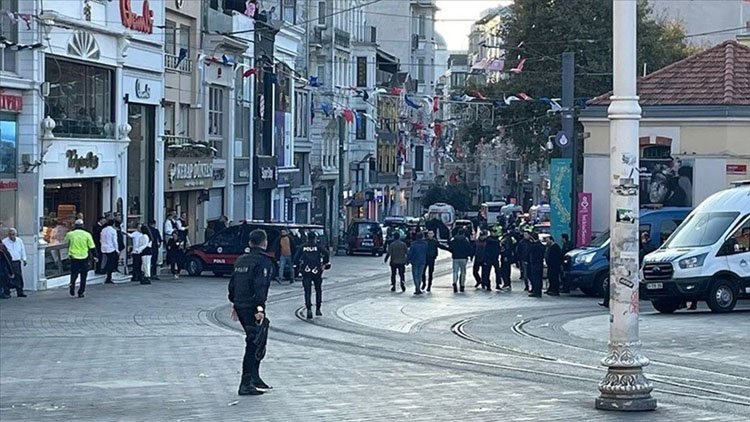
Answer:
[{"xmin": 589, "ymin": 40, "xmax": 750, "ymax": 106}]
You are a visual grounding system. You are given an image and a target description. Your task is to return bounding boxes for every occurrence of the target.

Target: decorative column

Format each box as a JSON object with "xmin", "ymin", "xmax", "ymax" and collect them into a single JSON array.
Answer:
[{"xmin": 596, "ymin": 0, "xmax": 656, "ymax": 412}]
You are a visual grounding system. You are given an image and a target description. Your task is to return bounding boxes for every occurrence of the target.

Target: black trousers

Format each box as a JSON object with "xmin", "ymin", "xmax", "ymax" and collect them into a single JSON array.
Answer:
[
  {"xmin": 151, "ymin": 248, "xmax": 159, "ymax": 278},
  {"xmin": 473, "ymin": 262, "xmax": 490, "ymax": 288},
  {"xmin": 9, "ymin": 261, "xmax": 24, "ymax": 292},
  {"xmin": 500, "ymin": 259, "xmax": 512, "ymax": 288},
  {"xmin": 70, "ymin": 258, "xmax": 89, "ymax": 294},
  {"xmin": 529, "ymin": 264, "xmax": 544, "ymax": 296},
  {"xmin": 547, "ymin": 267, "xmax": 561, "ymax": 294},
  {"xmin": 487, "ymin": 259, "xmax": 501, "ymax": 288},
  {"xmin": 104, "ymin": 252, "xmax": 119, "ymax": 282},
  {"xmin": 132, "ymin": 254, "xmax": 143, "ymax": 281},
  {"xmin": 302, "ymin": 274, "xmax": 323, "ymax": 309},
  {"xmin": 236, "ymin": 308, "xmax": 262, "ymax": 383},
  {"xmin": 390, "ymin": 264, "xmax": 405, "ymax": 286},
  {"xmin": 422, "ymin": 258, "xmax": 436, "ymax": 287}
]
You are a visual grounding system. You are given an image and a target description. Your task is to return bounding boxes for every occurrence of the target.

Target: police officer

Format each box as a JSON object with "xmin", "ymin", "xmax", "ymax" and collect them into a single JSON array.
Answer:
[
  {"xmin": 295, "ymin": 232, "xmax": 330, "ymax": 319},
  {"xmin": 527, "ymin": 232, "xmax": 546, "ymax": 298},
  {"xmin": 228, "ymin": 229, "xmax": 275, "ymax": 396},
  {"xmin": 499, "ymin": 228, "xmax": 517, "ymax": 290}
]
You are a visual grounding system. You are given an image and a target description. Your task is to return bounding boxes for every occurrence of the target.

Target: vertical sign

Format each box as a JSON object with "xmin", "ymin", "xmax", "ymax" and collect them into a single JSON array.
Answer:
[
  {"xmin": 550, "ymin": 158, "xmax": 572, "ymax": 243},
  {"xmin": 577, "ymin": 192, "xmax": 592, "ymax": 246}
]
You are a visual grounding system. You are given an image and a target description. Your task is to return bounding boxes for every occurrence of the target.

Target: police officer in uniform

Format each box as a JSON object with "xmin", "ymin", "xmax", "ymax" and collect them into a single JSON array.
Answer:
[
  {"xmin": 228, "ymin": 229, "xmax": 275, "ymax": 396},
  {"xmin": 527, "ymin": 232, "xmax": 546, "ymax": 298},
  {"xmin": 295, "ymin": 232, "xmax": 331, "ymax": 319}
]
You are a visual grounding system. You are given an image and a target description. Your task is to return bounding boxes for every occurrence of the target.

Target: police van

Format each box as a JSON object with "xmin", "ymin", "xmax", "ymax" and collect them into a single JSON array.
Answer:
[{"xmin": 641, "ymin": 182, "xmax": 750, "ymax": 313}]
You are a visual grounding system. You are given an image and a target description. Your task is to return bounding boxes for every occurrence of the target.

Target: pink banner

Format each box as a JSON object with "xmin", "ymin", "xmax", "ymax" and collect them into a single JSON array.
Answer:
[{"xmin": 577, "ymin": 193, "xmax": 592, "ymax": 246}]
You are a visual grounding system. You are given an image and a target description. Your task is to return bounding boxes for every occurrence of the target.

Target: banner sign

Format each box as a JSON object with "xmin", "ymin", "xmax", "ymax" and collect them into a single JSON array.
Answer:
[
  {"xmin": 577, "ymin": 192, "xmax": 592, "ymax": 246},
  {"xmin": 550, "ymin": 158, "xmax": 572, "ymax": 243}
]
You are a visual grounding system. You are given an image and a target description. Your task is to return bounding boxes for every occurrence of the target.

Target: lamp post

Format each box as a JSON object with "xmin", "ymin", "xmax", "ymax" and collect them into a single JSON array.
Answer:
[{"xmin": 596, "ymin": 0, "xmax": 657, "ymax": 411}]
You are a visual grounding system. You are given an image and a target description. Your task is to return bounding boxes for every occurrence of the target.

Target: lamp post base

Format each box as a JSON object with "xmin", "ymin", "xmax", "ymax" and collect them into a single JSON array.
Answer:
[
  {"xmin": 596, "ymin": 367, "xmax": 657, "ymax": 411},
  {"xmin": 596, "ymin": 396, "xmax": 657, "ymax": 412}
]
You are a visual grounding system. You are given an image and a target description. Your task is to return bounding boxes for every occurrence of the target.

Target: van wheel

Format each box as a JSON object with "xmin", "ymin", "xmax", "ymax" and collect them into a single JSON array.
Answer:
[
  {"xmin": 651, "ymin": 298, "xmax": 681, "ymax": 314},
  {"xmin": 186, "ymin": 258, "xmax": 203, "ymax": 276},
  {"xmin": 581, "ymin": 273, "xmax": 608, "ymax": 297},
  {"xmin": 707, "ymin": 279, "xmax": 737, "ymax": 313}
]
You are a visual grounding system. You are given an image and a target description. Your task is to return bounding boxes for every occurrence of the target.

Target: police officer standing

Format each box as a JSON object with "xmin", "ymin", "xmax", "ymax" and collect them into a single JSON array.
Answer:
[
  {"xmin": 228, "ymin": 229, "xmax": 275, "ymax": 396},
  {"xmin": 527, "ymin": 232, "xmax": 545, "ymax": 298},
  {"xmin": 295, "ymin": 232, "xmax": 330, "ymax": 319}
]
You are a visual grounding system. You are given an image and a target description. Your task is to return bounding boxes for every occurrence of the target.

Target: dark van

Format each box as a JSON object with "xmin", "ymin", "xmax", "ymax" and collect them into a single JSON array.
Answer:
[
  {"xmin": 346, "ymin": 220, "xmax": 384, "ymax": 256},
  {"xmin": 562, "ymin": 207, "xmax": 691, "ymax": 297},
  {"xmin": 184, "ymin": 222, "xmax": 288, "ymax": 276}
]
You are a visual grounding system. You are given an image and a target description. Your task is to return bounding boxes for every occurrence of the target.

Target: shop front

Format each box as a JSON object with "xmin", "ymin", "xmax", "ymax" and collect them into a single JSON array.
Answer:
[
  {"xmin": 253, "ymin": 156, "xmax": 277, "ymax": 221},
  {"xmin": 0, "ymin": 91, "xmax": 22, "ymax": 238},
  {"xmin": 164, "ymin": 156, "xmax": 214, "ymax": 243}
]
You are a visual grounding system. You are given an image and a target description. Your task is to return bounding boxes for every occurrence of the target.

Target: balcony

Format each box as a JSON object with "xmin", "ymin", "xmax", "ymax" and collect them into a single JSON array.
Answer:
[
  {"xmin": 164, "ymin": 136, "xmax": 216, "ymax": 158},
  {"xmin": 334, "ymin": 28, "xmax": 350, "ymax": 48},
  {"xmin": 164, "ymin": 53, "xmax": 193, "ymax": 73}
]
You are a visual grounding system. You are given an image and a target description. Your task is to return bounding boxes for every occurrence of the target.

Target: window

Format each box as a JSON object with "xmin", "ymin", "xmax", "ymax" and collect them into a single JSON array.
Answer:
[
  {"xmin": 417, "ymin": 58, "xmax": 425, "ymax": 82},
  {"xmin": 417, "ymin": 15, "xmax": 426, "ymax": 38},
  {"xmin": 179, "ymin": 103, "xmax": 190, "ymax": 136},
  {"xmin": 163, "ymin": 102, "xmax": 175, "ymax": 135},
  {"xmin": 0, "ymin": 116, "xmax": 17, "ymax": 239},
  {"xmin": 45, "ymin": 58, "xmax": 115, "ymax": 138},
  {"xmin": 356, "ymin": 56, "xmax": 367, "ymax": 87},
  {"xmin": 318, "ymin": 1, "xmax": 326, "ymax": 25},
  {"xmin": 164, "ymin": 20, "xmax": 176, "ymax": 55},
  {"xmin": 664, "ymin": 212, "xmax": 740, "ymax": 249},
  {"xmin": 0, "ymin": 0, "xmax": 17, "ymax": 73},
  {"xmin": 451, "ymin": 72, "xmax": 466, "ymax": 87},
  {"xmin": 208, "ymin": 86, "xmax": 224, "ymax": 155},
  {"xmin": 282, "ymin": 0, "xmax": 297, "ymax": 24},
  {"xmin": 414, "ymin": 145, "xmax": 424, "ymax": 172},
  {"xmin": 294, "ymin": 91, "xmax": 309, "ymax": 138},
  {"xmin": 317, "ymin": 64, "xmax": 325, "ymax": 85},
  {"xmin": 659, "ymin": 219, "xmax": 680, "ymax": 245},
  {"xmin": 178, "ymin": 25, "xmax": 191, "ymax": 56},
  {"xmin": 294, "ymin": 152, "xmax": 308, "ymax": 185},
  {"xmin": 726, "ymin": 218, "xmax": 750, "ymax": 254},
  {"xmin": 355, "ymin": 109, "xmax": 366, "ymax": 140},
  {"xmin": 642, "ymin": 145, "xmax": 671, "ymax": 159}
]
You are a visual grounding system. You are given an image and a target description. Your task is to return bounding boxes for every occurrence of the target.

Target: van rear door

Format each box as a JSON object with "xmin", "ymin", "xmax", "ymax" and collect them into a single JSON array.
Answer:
[{"xmin": 725, "ymin": 217, "xmax": 750, "ymax": 295}]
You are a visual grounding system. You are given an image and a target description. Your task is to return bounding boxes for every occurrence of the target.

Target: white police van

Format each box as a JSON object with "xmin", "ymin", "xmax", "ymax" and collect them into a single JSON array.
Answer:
[{"xmin": 641, "ymin": 181, "xmax": 750, "ymax": 313}]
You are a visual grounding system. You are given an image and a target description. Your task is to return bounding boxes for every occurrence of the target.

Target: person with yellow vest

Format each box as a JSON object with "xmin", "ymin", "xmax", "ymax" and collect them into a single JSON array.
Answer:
[{"xmin": 64, "ymin": 219, "xmax": 97, "ymax": 298}]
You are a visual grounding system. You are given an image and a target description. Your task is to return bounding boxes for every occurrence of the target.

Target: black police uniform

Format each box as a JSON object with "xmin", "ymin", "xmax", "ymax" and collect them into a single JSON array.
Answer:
[
  {"xmin": 499, "ymin": 234, "xmax": 516, "ymax": 289},
  {"xmin": 228, "ymin": 247, "xmax": 274, "ymax": 394},
  {"xmin": 295, "ymin": 241, "xmax": 330, "ymax": 317},
  {"xmin": 527, "ymin": 240, "xmax": 546, "ymax": 297}
]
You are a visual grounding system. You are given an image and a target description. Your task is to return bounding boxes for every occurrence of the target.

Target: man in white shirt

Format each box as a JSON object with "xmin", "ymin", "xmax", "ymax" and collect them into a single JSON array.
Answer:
[
  {"xmin": 164, "ymin": 212, "xmax": 176, "ymax": 237},
  {"xmin": 2, "ymin": 228, "xmax": 27, "ymax": 297},
  {"xmin": 100, "ymin": 221, "xmax": 119, "ymax": 284}
]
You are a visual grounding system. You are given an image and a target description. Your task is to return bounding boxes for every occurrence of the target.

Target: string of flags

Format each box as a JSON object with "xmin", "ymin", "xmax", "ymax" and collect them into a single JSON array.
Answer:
[{"xmin": 1, "ymin": 9, "xmax": 34, "ymax": 30}]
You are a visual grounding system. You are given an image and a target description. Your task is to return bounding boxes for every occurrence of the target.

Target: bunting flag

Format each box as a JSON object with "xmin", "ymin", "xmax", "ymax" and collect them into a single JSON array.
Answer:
[
  {"xmin": 361, "ymin": 90, "xmax": 370, "ymax": 101},
  {"xmin": 342, "ymin": 109, "xmax": 354, "ymax": 124},
  {"xmin": 404, "ymin": 95, "xmax": 422, "ymax": 109},
  {"xmin": 473, "ymin": 91, "xmax": 487, "ymax": 100},
  {"xmin": 309, "ymin": 76, "xmax": 321, "ymax": 87},
  {"xmin": 471, "ymin": 58, "xmax": 489, "ymax": 71},
  {"xmin": 460, "ymin": 94, "xmax": 475, "ymax": 103},
  {"xmin": 432, "ymin": 96, "xmax": 440, "ymax": 113},
  {"xmin": 242, "ymin": 67, "xmax": 258, "ymax": 78},
  {"xmin": 487, "ymin": 59, "xmax": 505, "ymax": 72},
  {"xmin": 204, "ymin": 56, "xmax": 220, "ymax": 66},
  {"xmin": 540, "ymin": 97, "xmax": 563, "ymax": 112},
  {"xmin": 1, "ymin": 10, "xmax": 33, "ymax": 30},
  {"xmin": 389, "ymin": 87, "xmax": 403, "ymax": 96},
  {"xmin": 510, "ymin": 58, "xmax": 527, "ymax": 74},
  {"xmin": 504, "ymin": 95, "xmax": 521, "ymax": 105},
  {"xmin": 517, "ymin": 92, "xmax": 533, "ymax": 101},
  {"xmin": 321, "ymin": 102, "xmax": 332, "ymax": 117},
  {"xmin": 221, "ymin": 54, "xmax": 235, "ymax": 65},
  {"xmin": 355, "ymin": 111, "xmax": 362, "ymax": 127},
  {"xmin": 176, "ymin": 48, "xmax": 188, "ymax": 67}
]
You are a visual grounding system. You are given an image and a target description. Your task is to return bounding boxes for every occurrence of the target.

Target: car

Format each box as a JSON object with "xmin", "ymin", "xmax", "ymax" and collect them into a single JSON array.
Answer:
[
  {"xmin": 452, "ymin": 219, "xmax": 475, "ymax": 239},
  {"xmin": 345, "ymin": 220, "xmax": 384, "ymax": 256},
  {"xmin": 563, "ymin": 207, "xmax": 691, "ymax": 297},
  {"xmin": 183, "ymin": 222, "xmax": 289, "ymax": 277},
  {"xmin": 641, "ymin": 183, "xmax": 750, "ymax": 313}
]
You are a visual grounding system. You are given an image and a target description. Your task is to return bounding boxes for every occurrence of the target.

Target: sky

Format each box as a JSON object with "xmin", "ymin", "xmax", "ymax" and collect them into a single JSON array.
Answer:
[{"xmin": 435, "ymin": 0, "xmax": 512, "ymax": 51}]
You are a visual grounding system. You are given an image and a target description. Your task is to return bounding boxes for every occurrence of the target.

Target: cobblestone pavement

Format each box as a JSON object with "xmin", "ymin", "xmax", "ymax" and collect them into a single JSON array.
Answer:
[{"xmin": 1, "ymin": 253, "xmax": 747, "ymax": 421}]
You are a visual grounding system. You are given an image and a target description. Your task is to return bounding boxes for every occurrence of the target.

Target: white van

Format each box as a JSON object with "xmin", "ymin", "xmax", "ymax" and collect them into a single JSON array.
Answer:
[
  {"xmin": 641, "ymin": 182, "xmax": 750, "ymax": 313},
  {"xmin": 480, "ymin": 201, "xmax": 506, "ymax": 224}
]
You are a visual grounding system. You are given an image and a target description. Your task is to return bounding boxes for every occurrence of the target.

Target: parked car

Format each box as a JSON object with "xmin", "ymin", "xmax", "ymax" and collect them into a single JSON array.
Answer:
[
  {"xmin": 183, "ymin": 222, "xmax": 288, "ymax": 277},
  {"xmin": 641, "ymin": 182, "xmax": 750, "ymax": 313},
  {"xmin": 562, "ymin": 207, "xmax": 691, "ymax": 297},
  {"xmin": 452, "ymin": 219, "xmax": 476, "ymax": 239},
  {"xmin": 345, "ymin": 220, "xmax": 384, "ymax": 256}
]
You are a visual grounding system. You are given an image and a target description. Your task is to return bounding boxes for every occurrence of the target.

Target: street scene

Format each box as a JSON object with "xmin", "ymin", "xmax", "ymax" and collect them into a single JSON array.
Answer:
[{"xmin": 2, "ymin": 0, "xmax": 750, "ymax": 420}]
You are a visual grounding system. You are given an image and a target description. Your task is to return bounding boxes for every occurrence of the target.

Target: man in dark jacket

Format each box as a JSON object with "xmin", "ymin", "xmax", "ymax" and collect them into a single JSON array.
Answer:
[
  {"xmin": 407, "ymin": 232, "xmax": 428, "ymax": 295},
  {"xmin": 92, "ymin": 217, "xmax": 106, "ymax": 273},
  {"xmin": 561, "ymin": 233, "xmax": 574, "ymax": 255},
  {"xmin": 527, "ymin": 233, "xmax": 545, "ymax": 298},
  {"xmin": 148, "ymin": 220, "xmax": 163, "ymax": 280},
  {"xmin": 484, "ymin": 229, "xmax": 502, "ymax": 290},
  {"xmin": 499, "ymin": 231, "xmax": 517, "ymax": 290},
  {"xmin": 545, "ymin": 236, "xmax": 564, "ymax": 296},
  {"xmin": 384, "ymin": 232, "xmax": 408, "ymax": 292},
  {"xmin": 439, "ymin": 229, "xmax": 473, "ymax": 293},
  {"xmin": 516, "ymin": 231, "xmax": 532, "ymax": 291},
  {"xmin": 228, "ymin": 229, "xmax": 275, "ymax": 396},
  {"xmin": 472, "ymin": 232, "xmax": 490, "ymax": 290},
  {"xmin": 295, "ymin": 232, "xmax": 330, "ymax": 319},
  {"xmin": 422, "ymin": 231, "xmax": 439, "ymax": 292}
]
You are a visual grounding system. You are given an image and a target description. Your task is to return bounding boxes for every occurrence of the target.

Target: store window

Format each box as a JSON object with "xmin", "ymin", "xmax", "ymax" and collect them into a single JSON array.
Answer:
[
  {"xmin": 0, "ymin": 0, "xmax": 17, "ymax": 73},
  {"xmin": 355, "ymin": 109, "xmax": 366, "ymax": 140},
  {"xmin": 414, "ymin": 145, "xmax": 424, "ymax": 172},
  {"xmin": 0, "ymin": 115, "xmax": 17, "ymax": 238},
  {"xmin": 294, "ymin": 91, "xmax": 308, "ymax": 138},
  {"xmin": 127, "ymin": 104, "xmax": 156, "ymax": 231},
  {"xmin": 45, "ymin": 57, "xmax": 115, "ymax": 138}
]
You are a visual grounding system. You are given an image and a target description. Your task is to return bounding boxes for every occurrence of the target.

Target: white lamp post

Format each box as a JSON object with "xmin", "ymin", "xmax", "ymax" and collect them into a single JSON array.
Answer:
[{"xmin": 596, "ymin": 0, "xmax": 657, "ymax": 411}]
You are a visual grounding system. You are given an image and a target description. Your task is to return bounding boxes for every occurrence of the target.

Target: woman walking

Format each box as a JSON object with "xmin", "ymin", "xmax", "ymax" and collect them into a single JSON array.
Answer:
[{"xmin": 165, "ymin": 231, "xmax": 185, "ymax": 278}]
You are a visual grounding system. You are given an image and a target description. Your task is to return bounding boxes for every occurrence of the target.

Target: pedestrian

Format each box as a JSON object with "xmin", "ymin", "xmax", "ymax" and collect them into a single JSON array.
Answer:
[
  {"xmin": 64, "ymin": 219, "xmax": 96, "ymax": 298},
  {"xmin": 561, "ymin": 233, "xmax": 574, "ymax": 255},
  {"xmin": 228, "ymin": 229, "xmax": 274, "ymax": 396},
  {"xmin": 0, "ymin": 242, "xmax": 15, "ymax": 299},
  {"xmin": 2, "ymin": 228, "xmax": 27, "ymax": 297},
  {"xmin": 100, "ymin": 220, "xmax": 119, "ymax": 284},
  {"xmin": 527, "ymin": 232, "xmax": 545, "ymax": 298},
  {"xmin": 421, "ymin": 230, "xmax": 439, "ymax": 292},
  {"xmin": 148, "ymin": 220, "xmax": 162, "ymax": 281},
  {"xmin": 407, "ymin": 232, "xmax": 428, "ymax": 295},
  {"xmin": 273, "ymin": 229, "xmax": 296, "ymax": 283},
  {"xmin": 136, "ymin": 225, "xmax": 153, "ymax": 284},
  {"xmin": 384, "ymin": 232, "xmax": 408, "ymax": 292},
  {"xmin": 471, "ymin": 231, "xmax": 490, "ymax": 290},
  {"xmin": 92, "ymin": 217, "xmax": 106, "ymax": 273},
  {"xmin": 499, "ymin": 229, "xmax": 517, "ymax": 291},
  {"xmin": 485, "ymin": 228, "xmax": 502, "ymax": 290},
  {"xmin": 439, "ymin": 228, "xmax": 473, "ymax": 293},
  {"xmin": 166, "ymin": 232, "xmax": 185, "ymax": 278},
  {"xmin": 164, "ymin": 211, "xmax": 177, "ymax": 238},
  {"xmin": 516, "ymin": 230, "xmax": 532, "ymax": 291},
  {"xmin": 177, "ymin": 212, "xmax": 190, "ymax": 244},
  {"xmin": 545, "ymin": 236, "xmax": 563, "ymax": 296},
  {"xmin": 295, "ymin": 232, "xmax": 330, "ymax": 319}
]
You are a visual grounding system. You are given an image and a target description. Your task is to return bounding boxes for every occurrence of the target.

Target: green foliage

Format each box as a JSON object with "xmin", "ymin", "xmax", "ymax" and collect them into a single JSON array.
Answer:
[
  {"xmin": 460, "ymin": 0, "xmax": 696, "ymax": 164},
  {"xmin": 421, "ymin": 184, "xmax": 473, "ymax": 212}
]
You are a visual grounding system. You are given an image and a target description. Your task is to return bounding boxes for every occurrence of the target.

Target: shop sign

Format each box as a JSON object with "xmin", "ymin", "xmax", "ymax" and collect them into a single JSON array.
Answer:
[
  {"xmin": 0, "ymin": 90, "xmax": 23, "ymax": 112},
  {"xmin": 254, "ymin": 156, "xmax": 277, "ymax": 190},
  {"xmin": 726, "ymin": 164, "xmax": 747, "ymax": 175},
  {"xmin": 175, "ymin": 0, "xmax": 184, "ymax": 8},
  {"xmin": 166, "ymin": 158, "xmax": 213, "ymax": 191},
  {"xmin": 119, "ymin": 0, "xmax": 154, "ymax": 34},
  {"xmin": 234, "ymin": 158, "xmax": 250, "ymax": 183},
  {"xmin": 0, "ymin": 179, "xmax": 17, "ymax": 190},
  {"xmin": 135, "ymin": 79, "xmax": 151, "ymax": 99},
  {"xmin": 213, "ymin": 168, "xmax": 225, "ymax": 181},
  {"xmin": 66, "ymin": 149, "xmax": 100, "ymax": 173}
]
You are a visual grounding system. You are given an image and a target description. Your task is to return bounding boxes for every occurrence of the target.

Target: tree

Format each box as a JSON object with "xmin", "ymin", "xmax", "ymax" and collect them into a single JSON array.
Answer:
[
  {"xmin": 461, "ymin": 0, "xmax": 697, "ymax": 164},
  {"xmin": 421, "ymin": 183, "xmax": 473, "ymax": 211}
]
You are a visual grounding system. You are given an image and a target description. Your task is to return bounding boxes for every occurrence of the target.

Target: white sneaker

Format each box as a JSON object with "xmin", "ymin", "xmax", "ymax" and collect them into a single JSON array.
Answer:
[{"xmin": 174, "ymin": 274, "xmax": 179, "ymax": 279}]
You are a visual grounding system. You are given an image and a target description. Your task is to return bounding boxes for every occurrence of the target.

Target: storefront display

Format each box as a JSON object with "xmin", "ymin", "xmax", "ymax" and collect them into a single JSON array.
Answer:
[
  {"xmin": 127, "ymin": 103, "xmax": 156, "ymax": 230},
  {"xmin": 0, "ymin": 114, "xmax": 17, "ymax": 238}
]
